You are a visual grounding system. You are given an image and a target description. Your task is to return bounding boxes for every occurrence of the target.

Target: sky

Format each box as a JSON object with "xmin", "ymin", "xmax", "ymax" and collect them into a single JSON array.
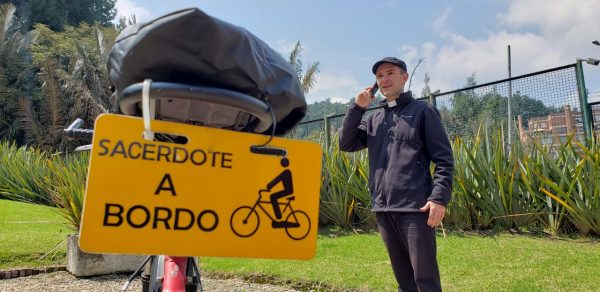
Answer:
[{"xmin": 114, "ymin": 0, "xmax": 600, "ymax": 104}]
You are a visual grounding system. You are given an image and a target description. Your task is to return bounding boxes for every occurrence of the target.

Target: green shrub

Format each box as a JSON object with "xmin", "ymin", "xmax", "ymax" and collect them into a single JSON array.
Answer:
[
  {"xmin": 319, "ymin": 136, "xmax": 374, "ymax": 230},
  {"xmin": 530, "ymin": 135, "xmax": 600, "ymax": 236},
  {"xmin": 451, "ymin": 125, "xmax": 541, "ymax": 230},
  {"xmin": 2, "ymin": 128, "xmax": 598, "ymax": 236},
  {"xmin": 44, "ymin": 152, "xmax": 89, "ymax": 231},
  {"xmin": 0, "ymin": 141, "xmax": 54, "ymax": 205},
  {"xmin": 0, "ymin": 140, "xmax": 89, "ymax": 230}
]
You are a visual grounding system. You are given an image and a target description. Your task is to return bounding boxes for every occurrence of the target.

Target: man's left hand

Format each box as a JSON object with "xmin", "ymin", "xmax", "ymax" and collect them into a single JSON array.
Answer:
[{"xmin": 419, "ymin": 201, "xmax": 446, "ymax": 227}]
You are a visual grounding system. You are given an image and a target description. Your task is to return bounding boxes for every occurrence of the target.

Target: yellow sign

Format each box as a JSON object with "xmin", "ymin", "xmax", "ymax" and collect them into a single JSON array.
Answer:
[{"xmin": 79, "ymin": 114, "xmax": 322, "ymax": 259}]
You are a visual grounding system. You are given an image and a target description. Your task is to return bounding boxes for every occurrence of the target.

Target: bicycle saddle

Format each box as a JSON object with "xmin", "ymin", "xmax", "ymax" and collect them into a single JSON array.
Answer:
[{"xmin": 107, "ymin": 8, "xmax": 306, "ymax": 136}]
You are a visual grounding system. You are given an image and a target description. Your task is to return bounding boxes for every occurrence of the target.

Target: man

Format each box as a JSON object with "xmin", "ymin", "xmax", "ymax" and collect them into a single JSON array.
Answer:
[{"xmin": 339, "ymin": 57, "xmax": 454, "ymax": 292}]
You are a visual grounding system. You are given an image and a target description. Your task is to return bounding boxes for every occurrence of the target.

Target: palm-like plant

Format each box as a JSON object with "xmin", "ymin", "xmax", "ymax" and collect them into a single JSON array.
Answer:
[
  {"xmin": 288, "ymin": 41, "xmax": 320, "ymax": 94},
  {"xmin": 0, "ymin": 140, "xmax": 54, "ymax": 204},
  {"xmin": 17, "ymin": 58, "xmax": 67, "ymax": 150},
  {"xmin": 46, "ymin": 152, "xmax": 89, "ymax": 231},
  {"xmin": 445, "ymin": 136, "xmax": 479, "ymax": 229},
  {"xmin": 532, "ymin": 135, "xmax": 600, "ymax": 236},
  {"xmin": 0, "ymin": 3, "xmax": 30, "ymax": 143},
  {"xmin": 319, "ymin": 135, "xmax": 373, "ymax": 230},
  {"xmin": 452, "ymin": 123, "xmax": 541, "ymax": 229},
  {"xmin": 17, "ymin": 23, "xmax": 115, "ymax": 152},
  {"xmin": 519, "ymin": 137, "xmax": 569, "ymax": 234},
  {"xmin": 0, "ymin": 3, "xmax": 16, "ymax": 46}
]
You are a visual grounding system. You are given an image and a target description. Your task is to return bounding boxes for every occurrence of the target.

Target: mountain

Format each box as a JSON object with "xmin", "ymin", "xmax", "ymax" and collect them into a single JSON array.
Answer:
[{"xmin": 302, "ymin": 98, "xmax": 350, "ymax": 122}]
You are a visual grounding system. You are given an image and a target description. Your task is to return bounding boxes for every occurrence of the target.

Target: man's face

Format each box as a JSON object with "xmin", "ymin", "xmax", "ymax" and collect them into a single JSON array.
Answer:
[{"xmin": 375, "ymin": 63, "xmax": 409, "ymax": 99}]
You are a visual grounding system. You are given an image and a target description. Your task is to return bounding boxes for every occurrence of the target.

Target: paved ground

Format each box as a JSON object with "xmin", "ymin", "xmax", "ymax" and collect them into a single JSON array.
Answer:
[{"xmin": 0, "ymin": 271, "xmax": 302, "ymax": 292}]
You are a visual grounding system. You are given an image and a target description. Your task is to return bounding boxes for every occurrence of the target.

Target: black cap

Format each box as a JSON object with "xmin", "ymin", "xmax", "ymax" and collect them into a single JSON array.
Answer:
[{"xmin": 372, "ymin": 57, "xmax": 407, "ymax": 74}]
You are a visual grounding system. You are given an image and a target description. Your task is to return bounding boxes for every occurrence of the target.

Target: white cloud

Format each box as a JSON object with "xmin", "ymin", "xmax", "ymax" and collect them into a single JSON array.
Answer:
[
  {"xmin": 114, "ymin": 0, "xmax": 153, "ymax": 23},
  {"xmin": 330, "ymin": 97, "xmax": 349, "ymax": 104},
  {"xmin": 408, "ymin": 0, "xmax": 600, "ymax": 95},
  {"xmin": 499, "ymin": 0, "xmax": 600, "ymax": 62},
  {"xmin": 399, "ymin": 45, "xmax": 419, "ymax": 66},
  {"xmin": 432, "ymin": 7, "xmax": 452, "ymax": 32},
  {"xmin": 408, "ymin": 31, "xmax": 566, "ymax": 96},
  {"xmin": 499, "ymin": 0, "xmax": 600, "ymax": 36},
  {"xmin": 379, "ymin": 1, "xmax": 399, "ymax": 9},
  {"xmin": 306, "ymin": 71, "xmax": 363, "ymax": 104},
  {"xmin": 439, "ymin": 31, "xmax": 560, "ymax": 82}
]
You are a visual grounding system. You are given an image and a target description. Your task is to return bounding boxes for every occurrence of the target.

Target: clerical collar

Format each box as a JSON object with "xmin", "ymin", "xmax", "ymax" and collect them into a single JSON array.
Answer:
[{"xmin": 379, "ymin": 91, "xmax": 413, "ymax": 108}]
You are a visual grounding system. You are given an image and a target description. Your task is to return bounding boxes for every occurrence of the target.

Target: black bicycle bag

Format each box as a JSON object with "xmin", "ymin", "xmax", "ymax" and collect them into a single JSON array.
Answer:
[{"xmin": 107, "ymin": 8, "xmax": 306, "ymax": 135}]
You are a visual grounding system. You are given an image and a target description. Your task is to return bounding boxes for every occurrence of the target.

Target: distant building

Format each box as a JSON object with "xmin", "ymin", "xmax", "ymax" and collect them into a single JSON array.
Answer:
[{"xmin": 517, "ymin": 105, "xmax": 600, "ymax": 146}]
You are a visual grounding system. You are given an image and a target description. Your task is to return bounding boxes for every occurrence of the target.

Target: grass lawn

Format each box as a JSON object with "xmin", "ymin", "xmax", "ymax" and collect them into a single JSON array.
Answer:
[
  {"xmin": 438, "ymin": 232, "xmax": 600, "ymax": 291},
  {"xmin": 0, "ymin": 199, "xmax": 69, "ymax": 269},
  {"xmin": 1, "ymin": 199, "xmax": 599, "ymax": 291},
  {"xmin": 201, "ymin": 230, "xmax": 600, "ymax": 291}
]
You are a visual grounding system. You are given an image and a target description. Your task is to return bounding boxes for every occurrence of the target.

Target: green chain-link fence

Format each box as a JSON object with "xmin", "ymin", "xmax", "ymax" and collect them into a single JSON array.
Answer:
[{"xmin": 289, "ymin": 63, "xmax": 597, "ymax": 147}]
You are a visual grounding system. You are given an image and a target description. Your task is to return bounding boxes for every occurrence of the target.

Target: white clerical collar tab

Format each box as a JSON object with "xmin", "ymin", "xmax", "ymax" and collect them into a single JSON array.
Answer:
[{"xmin": 387, "ymin": 100, "xmax": 397, "ymax": 107}]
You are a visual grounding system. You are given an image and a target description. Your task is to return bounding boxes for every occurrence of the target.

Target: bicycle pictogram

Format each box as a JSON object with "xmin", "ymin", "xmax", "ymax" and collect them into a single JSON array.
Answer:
[{"xmin": 230, "ymin": 157, "xmax": 311, "ymax": 240}]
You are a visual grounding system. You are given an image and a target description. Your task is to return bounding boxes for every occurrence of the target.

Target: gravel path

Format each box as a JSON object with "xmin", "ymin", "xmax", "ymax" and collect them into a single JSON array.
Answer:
[{"xmin": 0, "ymin": 271, "xmax": 301, "ymax": 292}]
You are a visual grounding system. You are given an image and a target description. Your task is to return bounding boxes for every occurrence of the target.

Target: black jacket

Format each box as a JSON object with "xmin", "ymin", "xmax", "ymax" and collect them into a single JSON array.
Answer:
[{"xmin": 339, "ymin": 91, "xmax": 454, "ymax": 212}]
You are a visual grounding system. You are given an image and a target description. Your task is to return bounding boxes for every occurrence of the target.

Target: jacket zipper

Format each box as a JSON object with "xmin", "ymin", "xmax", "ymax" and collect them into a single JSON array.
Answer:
[
  {"xmin": 380, "ymin": 102, "xmax": 410, "ymax": 210},
  {"xmin": 381, "ymin": 108, "xmax": 391, "ymax": 209}
]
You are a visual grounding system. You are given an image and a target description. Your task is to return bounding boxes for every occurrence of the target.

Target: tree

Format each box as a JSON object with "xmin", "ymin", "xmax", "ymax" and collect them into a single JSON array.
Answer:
[
  {"xmin": 16, "ymin": 23, "xmax": 117, "ymax": 151},
  {"xmin": 287, "ymin": 99, "xmax": 350, "ymax": 141},
  {"xmin": 421, "ymin": 73, "xmax": 431, "ymax": 98},
  {"xmin": 64, "ymin": 0, "xmax": 116, "ymax": 28},
  {"xmin": 288, "ymin": 41, "xmax": 319, "ymax": 94},
  {"xmin": 407, "ymin": 57, "xmax": 425, "ymax": 91},
  {"xmin": 465, "ymin": 72, "xmax": 477, "ymax": 87},
  {"xmin": 304, "ymin": 99, "xmax": 349, "ymax": 121},
  {"xmin": 8, "ymin": 0, "xmax": 116, "ymax": 31},
  {"xmin": 440, "ymin": 74, "xmax": 561, "ymax": 140},
  {"xmin": 116, "ymin": 14, "xmax": 136, "ymax": 31}
]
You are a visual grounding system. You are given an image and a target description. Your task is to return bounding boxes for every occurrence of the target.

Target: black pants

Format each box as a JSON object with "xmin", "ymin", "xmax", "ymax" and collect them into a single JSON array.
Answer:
[{"xmin": 376, "ymin": 212, "xmax": 441, "ymax": 292}]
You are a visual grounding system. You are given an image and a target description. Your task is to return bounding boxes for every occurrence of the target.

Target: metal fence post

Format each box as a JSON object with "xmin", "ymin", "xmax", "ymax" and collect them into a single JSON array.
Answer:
[
  {"xmin": 324, "ymin": 114, "xmax": 331, "ymax": 150},
  {"xmin": 507, "ymin": 45, "xmax": 513, "ymax": 150},
  {"xmin": 428, "ymin": 94, "xmax": 435, "ymax": 107},
  {"xmin": 575, "ymin": 59, "xmax": 593, "ymax": 143}
]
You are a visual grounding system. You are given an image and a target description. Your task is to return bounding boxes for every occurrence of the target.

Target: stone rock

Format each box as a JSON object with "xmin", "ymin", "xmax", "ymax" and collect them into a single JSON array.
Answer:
[{"xmin": 66, "ymin": 234, "xmax": 146, "ymax": 277}]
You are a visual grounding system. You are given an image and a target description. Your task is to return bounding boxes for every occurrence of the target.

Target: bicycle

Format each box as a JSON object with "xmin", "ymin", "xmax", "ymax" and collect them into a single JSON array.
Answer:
[
  {"xmin": 65, "ymin": 7, "xmax": 309, "ymax": 292},
  {"xmin": 65, "ymin": 119, "xmax": 204, "ymax": 292},
  {"xmin": 65, "ymin": 80, "xmax": 289, "ymax": 292},
  {"xmin": 230, "ymin": 189, "xmax": 311, "ymax": 240}
]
